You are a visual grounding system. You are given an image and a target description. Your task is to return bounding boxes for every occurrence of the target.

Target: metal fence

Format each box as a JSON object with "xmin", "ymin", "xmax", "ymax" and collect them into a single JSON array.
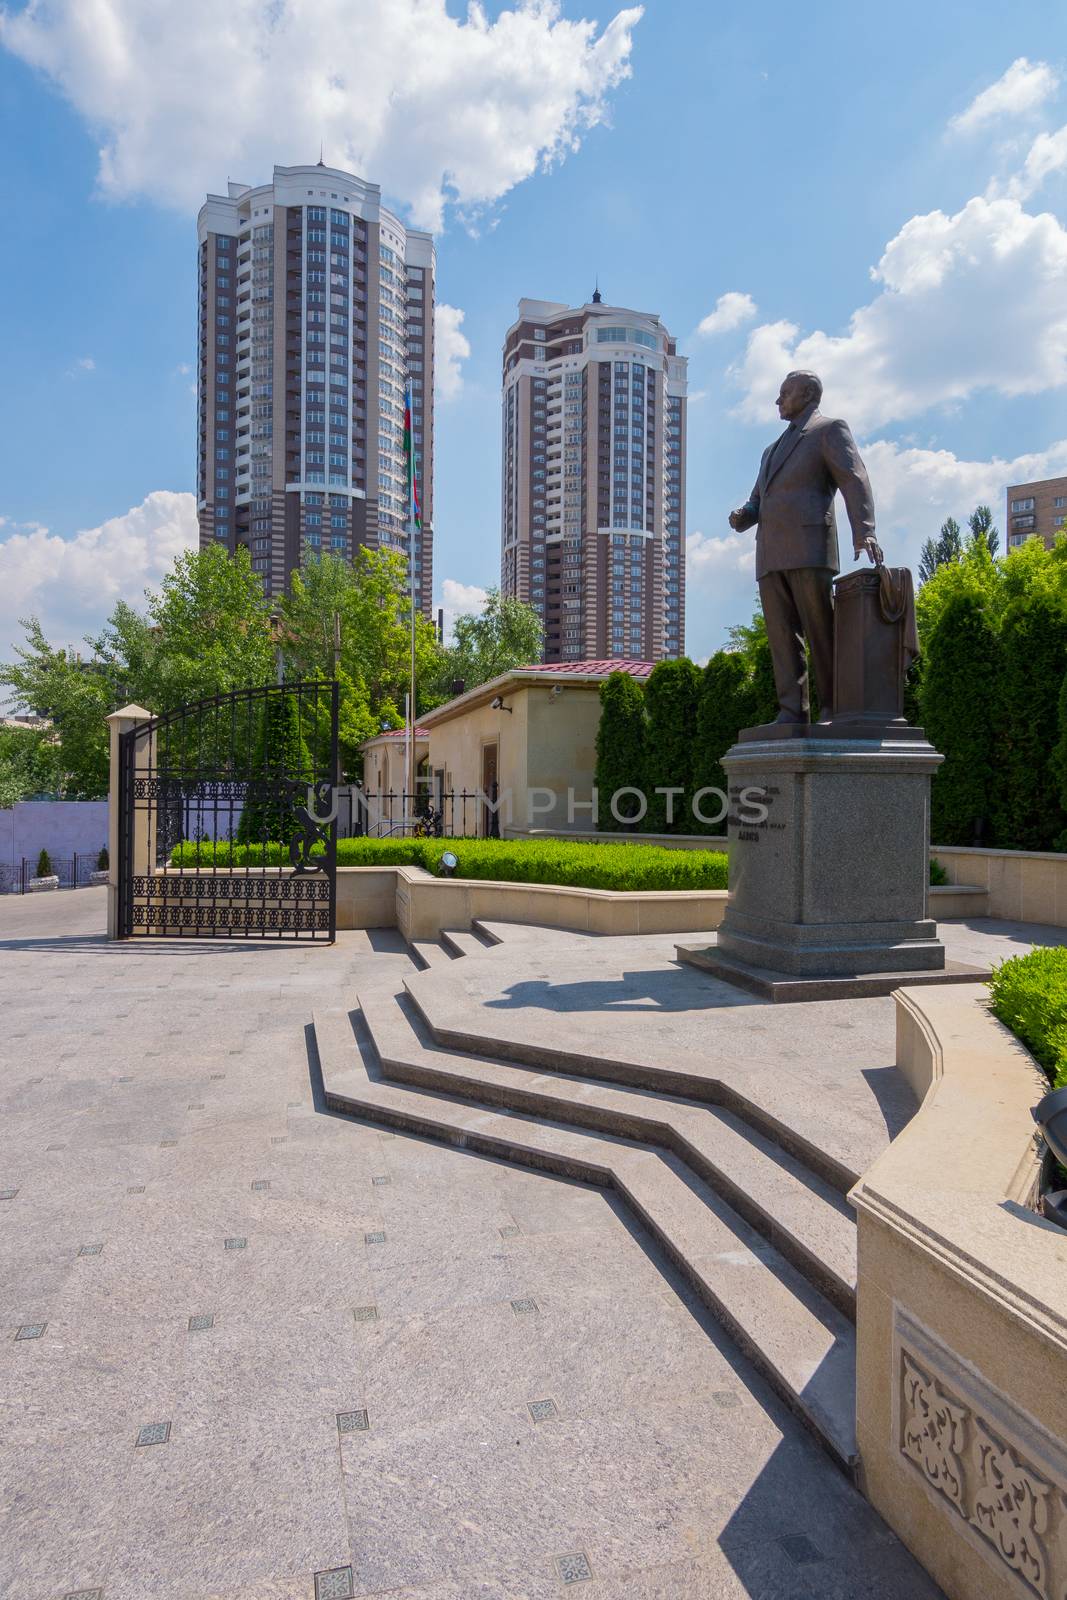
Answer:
[
  {"xmin": 1, "ymin": 853, "xmax": 106, "ymax": 894},
  {"xmin": 344, "ymin": 786, "xmax": 501, "ymax": 840}
]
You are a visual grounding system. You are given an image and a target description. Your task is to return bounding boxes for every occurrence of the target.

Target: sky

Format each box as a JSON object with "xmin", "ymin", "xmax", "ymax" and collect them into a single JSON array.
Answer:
[{"xmin": 1, "ymin": 0, "xmax": 1066, "ymax": 669}]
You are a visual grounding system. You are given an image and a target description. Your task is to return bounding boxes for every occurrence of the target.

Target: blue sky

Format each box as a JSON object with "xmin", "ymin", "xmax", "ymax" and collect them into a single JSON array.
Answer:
[{"xmin": 1, "ymin": 0, "xmax": 1066, "ymax": 667}]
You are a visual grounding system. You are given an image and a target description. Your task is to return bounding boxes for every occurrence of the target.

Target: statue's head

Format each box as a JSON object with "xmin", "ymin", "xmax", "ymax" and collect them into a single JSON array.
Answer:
[{"xmin": 776, "ymin": 369, "xmax": 823, "ymax": 421}]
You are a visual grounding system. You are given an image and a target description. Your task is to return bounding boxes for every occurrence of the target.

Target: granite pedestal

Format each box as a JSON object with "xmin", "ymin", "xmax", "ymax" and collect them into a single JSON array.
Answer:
[{"xmin": 677, "ymin": 732, "xmax": 989, "ymax": 1000}]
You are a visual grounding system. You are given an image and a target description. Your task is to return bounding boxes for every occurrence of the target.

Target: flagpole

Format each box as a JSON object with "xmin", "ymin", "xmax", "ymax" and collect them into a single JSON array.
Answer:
[
  {"xmin": 404, "ymin": 388, "xmax": 418, "ymax": 815},
  {"xmin": 407, "ymin": 506, "xmax": 416, "ymax": 809}
]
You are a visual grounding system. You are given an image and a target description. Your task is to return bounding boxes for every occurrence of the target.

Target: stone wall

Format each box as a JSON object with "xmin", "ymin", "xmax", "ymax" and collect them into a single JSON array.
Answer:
[
  {"xmin": 0, "ymin": 801, "xmax": 109, "ymax": 879},
  {"xmin": 932, "ymin": 844, "xmax": 1067, "ymax": 926},
  {"xmin": 339, "ymin": 865, "xmax": 728, "ymax": 937},
  {"xmin": 851, "ymin": 985, "xmax": 1067, "ymax": 1600}
]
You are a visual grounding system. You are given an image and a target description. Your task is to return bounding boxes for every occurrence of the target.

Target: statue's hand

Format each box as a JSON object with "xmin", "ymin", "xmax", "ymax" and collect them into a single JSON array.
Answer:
[
  {"xmin": 857, "ymin": 536, "xmax": 884, "ymax": 566},
  {"xmin": 728, "ymin": 507, "xmax": 747, "ymax": 532}
]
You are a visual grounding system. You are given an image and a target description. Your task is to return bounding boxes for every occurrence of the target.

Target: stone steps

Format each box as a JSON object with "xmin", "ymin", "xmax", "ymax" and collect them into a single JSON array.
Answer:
[
  {"xmin": 313, "ymin": 1003, "xmax": 859, "ymax": 1473},
  {"xmin": 407, "ymin": 937, "xmax": 457, "ymax": 970},
  {"xmin": 359, "ymin": 987, "xmax": 857, "ymax": 1320},
  {"xmin": 439, "ymin": 927, "xmax": 495, "ymax": 960},
  {"xmin": 402, "ymin": 970, "xmax": 860, "ymax": 1195}
]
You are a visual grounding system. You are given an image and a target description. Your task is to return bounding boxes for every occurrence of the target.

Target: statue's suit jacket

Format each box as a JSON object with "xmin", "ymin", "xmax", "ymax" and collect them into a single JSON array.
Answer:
[{"xmin": 733, "ymin": 409, "xmax": 875, "ymax": 580}]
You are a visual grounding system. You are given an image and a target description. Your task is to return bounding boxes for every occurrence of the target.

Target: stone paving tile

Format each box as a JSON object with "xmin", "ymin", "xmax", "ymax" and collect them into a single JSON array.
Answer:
[
  {"xmin": 0, "ymin": 893, "xmax": 944, "ymax": 1600},
  {"xmin": 0, "ymin": 1313, "xmax": 187, "ymax": 1446},
  {"xmin": 102, "ymin": 1415, "xmax": 350, "ymax": 1600},
  {"xmin": 339, "ymin": 1404, "xmax": 776, "ymax": 1595},
  {"xmin": 0, "ymin": 1427, "xmax": 135, "ymax": 1598}
]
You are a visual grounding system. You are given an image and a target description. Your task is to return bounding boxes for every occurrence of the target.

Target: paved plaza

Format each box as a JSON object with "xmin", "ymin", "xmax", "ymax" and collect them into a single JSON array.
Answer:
[{"xmin": 0, "ymin": 888, "xmax": 976, "ymax": 1598}]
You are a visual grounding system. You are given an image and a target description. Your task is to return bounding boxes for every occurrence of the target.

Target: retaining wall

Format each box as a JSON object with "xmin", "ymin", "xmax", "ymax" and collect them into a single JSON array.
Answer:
[
  {"xmin": 851, "ymin": 985, "xmax": 1067, "ymax": 1600},
  {"xmin": 933, "ymin": 844, "xmax": 1067, "ymax": 926}
]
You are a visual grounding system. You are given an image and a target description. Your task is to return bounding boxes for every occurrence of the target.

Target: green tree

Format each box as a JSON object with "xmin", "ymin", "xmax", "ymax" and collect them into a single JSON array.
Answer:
[
  {"xmin": 992, "ymin": 566, "xmax": 1067, "ymax": 850},
  {"xmin": 431, "ymin": 588, "xmax": 544, "ymax": 699},
  {"xmin": 0, "ymin": 622, "xmax": 111, "ymax": 797},
  {"xmin": 594, "ymin": 671, "xmax": 646, "ymax": 832},
  {"xmin": 692, "ymin": 652, "xmax": 754, "ymax": 833},
  {"xmin": 0, "ymin": 725, "xmax": 62, "ymax": 808},
  {"xmin": 968, "ymin": 504, "xmax": 1000, "ymax": 560},
  {"xmin": 921, "ymin": 590, "xmax": 999, "ymax": 844},
  {"xmin": 236, "ymin": 694, "xmax": 314, "ymax": 846},
  {"xmin": 918, "ymin": 517, "xmax": 963, "ymax": 585},
  {"xmin": 643, "ymin": 657, "xmax": 701, "ymax": 833},
  {"xmin": 917, "ymin": 538, "xmax": 940, "ymax": 586},
  {"xmin": 281, "ymin": 549, "xmax": 440, "ymax": 776},
  {"xmin": 727, "ymin": 610, "xmax": 780, "ymax": 726},
  {"xmin": 92, "ymin": 543, "xmax": 274, "ymax": 711}
]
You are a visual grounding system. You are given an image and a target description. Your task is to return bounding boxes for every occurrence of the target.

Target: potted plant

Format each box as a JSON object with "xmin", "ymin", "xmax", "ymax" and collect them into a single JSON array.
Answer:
[
  {"xmin": 89, "ymin": 845, "xmax": 110, "ymax": 885},
  {"xmin": 29, "ymin": 847, "xmax": 59, "ymax": 892}
]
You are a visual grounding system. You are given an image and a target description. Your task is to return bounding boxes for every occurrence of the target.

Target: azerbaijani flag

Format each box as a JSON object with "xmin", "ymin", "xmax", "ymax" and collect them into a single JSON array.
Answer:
[{"xmin": 403, "ymin": 389, "xmax": 422, "ymax": 531}]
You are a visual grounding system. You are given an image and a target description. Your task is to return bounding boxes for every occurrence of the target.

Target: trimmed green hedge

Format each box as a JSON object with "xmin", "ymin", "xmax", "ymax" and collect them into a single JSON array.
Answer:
[
  {"xmin": 172, "ymin": 834, "xmax": 728, "ymax": 892},
  {"xmin": 988, "ymin": 946, "xmax": 1067, "ymax": 1089}
]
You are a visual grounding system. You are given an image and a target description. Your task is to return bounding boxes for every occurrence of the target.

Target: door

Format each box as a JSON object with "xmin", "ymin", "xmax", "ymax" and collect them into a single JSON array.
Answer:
[{"xmin": 481, "ymin": 742, "xmax": 500, "ymax": 838}]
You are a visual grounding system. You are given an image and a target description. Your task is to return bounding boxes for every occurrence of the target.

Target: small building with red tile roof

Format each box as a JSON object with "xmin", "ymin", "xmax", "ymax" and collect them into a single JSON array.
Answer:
[{"xmin": 360, "ymin": 660, "xmax": 653, "ymax": 836}]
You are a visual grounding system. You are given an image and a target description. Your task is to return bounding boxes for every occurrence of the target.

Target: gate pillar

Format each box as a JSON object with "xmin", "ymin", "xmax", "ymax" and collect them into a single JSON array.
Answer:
[{"xmin": 106, "ymin": 704, "xmax": 153, "ymax": 940}]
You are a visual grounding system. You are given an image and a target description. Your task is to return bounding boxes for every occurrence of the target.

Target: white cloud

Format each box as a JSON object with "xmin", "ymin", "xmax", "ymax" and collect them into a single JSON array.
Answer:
[
  {"xmin": 174, "ymin": 361, "xmax": 191, "ymax": 375},
  {"xmin": 0, "ymin": 490, "xmax": 197, "ymax": 667},
  {"xmin": 686, "ymin": 528, "xmax": 754, "ymax": 582},
  {"xmin": 434, "ymin": 304, "xmax": 471, "ymax": 401},
  {"xmin": 731, "ymin": 195, "xmax": 1067, "ymax": 433},
  {"xmin": 0, "ymin": 0, "xmax": 643, "ymax": 231},
  {"xmin": 696, "ymin": 292, "xmax": 757, "ymax": 338},
  {"xmin": 66, "ymin": 355, "xmax": 95, "ymax": 377},
  {"xmin": 949, "ymin": 57, "xmax": 1059, "ymax": 134},
  {"xmin": 863, "ymin": 435, "xmax": 1067, "ymax": 568},
  {"xmin": 436, "ymin": 577, "xmax": 488, "ymax": 644},
  {"xmin": 998, "ymin": 122, "xmax": 1067, "ymax": 200}
]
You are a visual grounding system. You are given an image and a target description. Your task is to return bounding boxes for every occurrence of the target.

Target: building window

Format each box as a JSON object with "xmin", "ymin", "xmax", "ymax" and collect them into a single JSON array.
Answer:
[{"xmin": 1011, "ymin": 497, "xmax": 1035, "ymax": 513}]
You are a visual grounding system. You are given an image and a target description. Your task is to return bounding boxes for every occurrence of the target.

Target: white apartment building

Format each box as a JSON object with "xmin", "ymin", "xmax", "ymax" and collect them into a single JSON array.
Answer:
[
  {"xmin": 500, "ymin": 293, "xmax": 687, "ymax": 661},
  {"xmin": 196, "ymin": 162, "xmax": 434, "ymax": 612}
]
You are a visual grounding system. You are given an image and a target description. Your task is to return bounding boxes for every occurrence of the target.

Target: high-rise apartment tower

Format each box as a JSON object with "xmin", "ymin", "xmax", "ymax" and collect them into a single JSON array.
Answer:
[
  {"xmin": 500, "ymin": 295, "xmax": 687, "ymax": 661},
  {"xmin": 196, "ymin": 163, "xmax": 434, "ymax": 611}
]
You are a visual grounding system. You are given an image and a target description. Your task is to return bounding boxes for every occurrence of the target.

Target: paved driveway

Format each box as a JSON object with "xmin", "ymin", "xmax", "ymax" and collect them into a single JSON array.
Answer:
[{"xmin": 0, "ymin": 889, "xmax": 942, "ymax": 1599}]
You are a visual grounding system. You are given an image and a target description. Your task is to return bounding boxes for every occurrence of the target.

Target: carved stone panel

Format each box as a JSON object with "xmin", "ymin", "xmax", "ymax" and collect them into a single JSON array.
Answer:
[{"xmin": 893, "ymin": 1309, "xmax": 1067, "ymax": 1600}]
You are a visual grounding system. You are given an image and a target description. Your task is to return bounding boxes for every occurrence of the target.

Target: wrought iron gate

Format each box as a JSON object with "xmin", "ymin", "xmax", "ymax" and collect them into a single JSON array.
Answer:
[{"xmin": 117, "ymin": 682, "xmax": 339, "ymax": 940}]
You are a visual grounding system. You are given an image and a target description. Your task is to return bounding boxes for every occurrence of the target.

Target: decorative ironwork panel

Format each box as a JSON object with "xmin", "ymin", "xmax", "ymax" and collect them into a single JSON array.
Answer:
[{"xmin": 118, "ymin": 682, "xmax": 338, "ymax": 941}]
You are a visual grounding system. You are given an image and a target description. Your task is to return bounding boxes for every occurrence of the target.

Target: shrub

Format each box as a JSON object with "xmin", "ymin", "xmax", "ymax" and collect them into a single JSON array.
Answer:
[
  {"xmin": 692, "ymin": 652, "xmax": 752, "ymax": 833},
  {"xmin": 96, "ymin": 845, "xmax": 109, "ymax": 871},
  {"xmin": 988, "ymin": 947, "xmax": 1067, "ymax": 1089},
  {"xmin": 929, "ymin": 857, "xmax": 948, "ymax": 886},
  {"xmin": 992, "ymin": 583, "xmax": 1067, "ymax": 850},
  {"xmin": 921, "ymin": 589, "xmax": 998, "ymax": 845},
  {"xmin": 236, "ymin": 694, "xmax": 313, "ymax": 847},
  {"xmin": 594, "ymin": 672, "xmax": 646, "ymax": 832},
  {"xmin": 172, "ymin": 834, "xmax": 729, "ymax": 893},
  {"xmin": 415, "ymin": 837, "xmax": 728, "ymax": 892},
  {"xmin": 643, "ymin": 658, "xmax": 701, "ymax": 833},
  {"xmin": 172, "ymin": 836, "xmax": 423, "ymax": 870},
  {"xmin": 35, "ymin": 847, "xmax": 53, "ymax": 879}
]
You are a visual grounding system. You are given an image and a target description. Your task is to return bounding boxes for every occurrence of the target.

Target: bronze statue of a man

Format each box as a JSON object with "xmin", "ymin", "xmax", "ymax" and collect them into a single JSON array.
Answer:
[{"xmin": 729, "ymin": 370, "xmax": 881, "ymax": 725}]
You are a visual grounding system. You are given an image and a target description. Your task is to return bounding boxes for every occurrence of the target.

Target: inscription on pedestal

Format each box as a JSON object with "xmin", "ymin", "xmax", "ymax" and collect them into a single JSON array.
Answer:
[{"xmin": 728, "ymin": 783, "xmax": 782, "ymax": 844}]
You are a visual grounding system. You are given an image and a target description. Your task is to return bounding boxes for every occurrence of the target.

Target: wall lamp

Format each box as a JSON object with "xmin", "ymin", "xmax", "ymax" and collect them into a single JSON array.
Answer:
[
  {"xmin": 490, "ymin": 696, "xmax": 513, "ymax": 714},
  {"xmin": 548, "ymin": 685, "xmax": 563, "ymax": 701},
  {"xmin": 1033, "ymin": 1086, "xmax": 1067, "ymax": 1228}
]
